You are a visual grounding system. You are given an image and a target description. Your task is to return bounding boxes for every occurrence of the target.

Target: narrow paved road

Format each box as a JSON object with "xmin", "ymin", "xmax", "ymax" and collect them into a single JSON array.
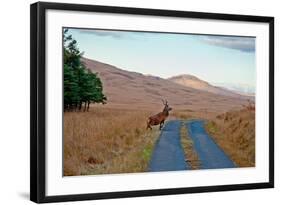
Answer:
[
  {"xmin": 186, "ymin": 120, "xmax": 236, "ymax": 169},
  {"xmin": 148, "ymin": 119, "xmax": 236, "ymax": 172},
  {"xmin": 148, "ymin": 120, "xmax": 190, "ymax": 172}
]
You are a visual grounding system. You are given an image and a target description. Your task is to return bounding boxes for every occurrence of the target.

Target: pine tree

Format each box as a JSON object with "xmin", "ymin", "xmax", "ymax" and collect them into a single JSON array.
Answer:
[{"xmin": 63, "ymin": 29, "xmax": 106, "ymax": 111}]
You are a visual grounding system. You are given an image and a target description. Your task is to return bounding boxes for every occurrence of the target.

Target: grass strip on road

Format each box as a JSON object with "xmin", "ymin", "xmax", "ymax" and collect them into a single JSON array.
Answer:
[{"xmin": 180, "ymin": 121, "xmax": 200, "ymax": 169}]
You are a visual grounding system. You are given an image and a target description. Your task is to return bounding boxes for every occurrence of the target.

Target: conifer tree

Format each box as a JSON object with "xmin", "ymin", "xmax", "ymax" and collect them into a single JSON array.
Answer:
[{"xmin": 63, "ymin": 29, "xmax": 106, "ymax": 111}]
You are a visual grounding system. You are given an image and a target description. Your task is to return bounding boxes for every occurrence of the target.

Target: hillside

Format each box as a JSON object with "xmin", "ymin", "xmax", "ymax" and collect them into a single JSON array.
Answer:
[
  {"xmin": 82, "ymin": 58, "xmax": 251, "ymax": 112},
  {"xmin": 213, "ymin": 82, "xmax": 255, "ymax": 96},
  {"xmin": 168, "ymin": 74, "xmax": 243, "ymax": 97},
  {"xmin": 206, "ymin": 107, "xmax": 255, "ymax": 167}
]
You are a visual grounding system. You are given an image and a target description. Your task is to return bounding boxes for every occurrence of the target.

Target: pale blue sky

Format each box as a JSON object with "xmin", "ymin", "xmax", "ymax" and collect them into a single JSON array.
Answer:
[{"xmin": 65, "ymin": 28, "xmax": 256, "ymax": 87}]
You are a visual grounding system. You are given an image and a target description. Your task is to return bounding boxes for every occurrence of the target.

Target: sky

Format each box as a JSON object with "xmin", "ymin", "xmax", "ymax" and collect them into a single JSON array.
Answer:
[{"xmin": 65, "ymin": 28, "xmax": 256, "ymax": 88}]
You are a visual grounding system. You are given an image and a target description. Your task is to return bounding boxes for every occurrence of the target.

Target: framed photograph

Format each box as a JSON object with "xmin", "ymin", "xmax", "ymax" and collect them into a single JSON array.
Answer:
[{"xmin": 30, "ymin": 2, "xmax": 274, "ymax": 203}]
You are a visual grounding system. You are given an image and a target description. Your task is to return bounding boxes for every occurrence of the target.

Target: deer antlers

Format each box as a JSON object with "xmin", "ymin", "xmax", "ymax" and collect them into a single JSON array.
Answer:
[{"xmin": 162, "ymin": 99, "xmax": 168, "ymax": 106}]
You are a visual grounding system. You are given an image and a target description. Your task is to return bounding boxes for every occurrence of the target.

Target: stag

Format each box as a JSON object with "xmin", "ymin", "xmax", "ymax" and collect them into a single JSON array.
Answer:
[{"xmin": 147, "ymin": 100, "xmax": 172, "ymax": 130}]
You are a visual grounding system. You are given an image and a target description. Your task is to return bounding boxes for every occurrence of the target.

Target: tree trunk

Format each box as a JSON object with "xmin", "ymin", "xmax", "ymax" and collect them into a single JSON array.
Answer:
[
  {"xmin": 78, "ymin": 102, "xmax": 82, "ymax": 111},
  {"xmin": 87, "ymin": 101, "xmax": 90, "ymax": 111},
  {"xmin": 83, "ymin": 102, "xmax": 87, "ymax": 112}
]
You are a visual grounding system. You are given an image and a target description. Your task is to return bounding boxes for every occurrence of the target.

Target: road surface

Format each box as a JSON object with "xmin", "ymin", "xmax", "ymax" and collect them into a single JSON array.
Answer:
[
  {"xmin": 148, "ymin": 119, "xmax": 236, "ymax": 172},
  {"xmin": 186, "ymin": 120, "xmax": 236, "ymax": 169},
  {"xmin": 148, "ymin": 120, "xmax": 190, "ymax": 172}
]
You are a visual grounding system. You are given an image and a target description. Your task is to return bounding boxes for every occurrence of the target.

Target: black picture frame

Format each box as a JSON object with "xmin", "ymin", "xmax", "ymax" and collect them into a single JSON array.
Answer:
[{"xmin": 30, "ymin": 2, "xmax": 274, "ymax": 203}]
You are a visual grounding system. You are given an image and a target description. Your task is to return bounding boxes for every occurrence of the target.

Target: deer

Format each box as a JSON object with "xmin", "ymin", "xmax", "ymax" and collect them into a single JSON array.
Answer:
[{"xmin": 147, "ymin": 99, "xmax": 172, "ymax": 130}]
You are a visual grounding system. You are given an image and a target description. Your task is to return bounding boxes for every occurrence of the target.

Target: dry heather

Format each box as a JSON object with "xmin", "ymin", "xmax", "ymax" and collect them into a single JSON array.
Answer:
[
  {"xmin": 64, "ymin": 107, "xmax": 159, "ymax": 176},
  {"xmin": 205, "ymin": 108, "xmax": 255, "ymax": 167},
  {"xmin": 180, "ymin": 121, "xmax": 200, "ymax": 169}
]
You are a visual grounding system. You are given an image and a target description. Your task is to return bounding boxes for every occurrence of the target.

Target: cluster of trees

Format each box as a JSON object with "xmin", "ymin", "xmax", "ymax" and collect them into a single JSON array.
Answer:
[{"xmin": 64, "ymin": 29, "xmax": 107, "ymax": 111}]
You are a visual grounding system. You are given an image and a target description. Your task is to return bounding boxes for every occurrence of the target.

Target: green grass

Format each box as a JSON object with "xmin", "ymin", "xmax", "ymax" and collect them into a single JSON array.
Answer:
[
  {"xmin": 142, "ymin": 145, "xmax": 153, "ymax": 162},
  {"xmin": 205, "ymin": 121, "xmax": 218, "ymax": 133}
]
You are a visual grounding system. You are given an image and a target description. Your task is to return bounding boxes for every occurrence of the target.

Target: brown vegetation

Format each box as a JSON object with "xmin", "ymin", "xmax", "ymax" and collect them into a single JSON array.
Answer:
[
  {"xmin": 169, "ymin": 74, "xmax": 243, "ymax": 97},
  {"xmin": 82, "ymin": 58, "xmax": 252, "ymax": 113},
  {"xmin": 170, "ymin": 109, "xmax": 218, "ymax": 121},
  {"xmin": 64, "ymin": 106, "xmax": 159, "ymax": 176},
  {"xmin": 63, "ymin": 58, "xmax": 256, "ymax": 175},
  {"xmin": 180, "ymin": 121, "xmax": 200, "ymax": 169},
  {"xmin": 205, "ymin": 108, "xmax": 255, "ymax": 167}
]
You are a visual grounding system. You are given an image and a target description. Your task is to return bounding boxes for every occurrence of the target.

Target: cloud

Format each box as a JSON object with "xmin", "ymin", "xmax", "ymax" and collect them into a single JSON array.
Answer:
[
  {"xmin": 199, "ymin": 36, "xmax": 255, "ymax": 52},
  {"xmin": 79, "ymin": 29, "xmax": 125, "ymax": 39},
  {"xmin": 78, "ymin": 29, "xmax": 150, "ymax": 41}
]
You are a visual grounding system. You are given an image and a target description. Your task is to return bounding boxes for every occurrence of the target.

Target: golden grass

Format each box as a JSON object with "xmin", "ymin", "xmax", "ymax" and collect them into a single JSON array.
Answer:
[
  {"xmin": 205, "ymin": 108, "xmax": 255, "ymax": 167},
  {"xmin": 171, "ymin": 110, "xmax": 193, "ymax": 120},
  {"xmin": 170, "ymin": 109, "xmax": 218, "ymax": 121},
  {"xmin": 64, "ymin": 107, "xmax": 159, "ymax": 176},
  {"xmin": 180, "ymin": 121, "xmax": 200, "ymax": 169}
]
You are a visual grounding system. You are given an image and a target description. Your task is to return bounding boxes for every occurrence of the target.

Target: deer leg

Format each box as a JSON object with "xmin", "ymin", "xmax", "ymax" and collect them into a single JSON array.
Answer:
[
  {"xmin": 160, "ymin": 120, "xmax": 165, "ymax": 130},
  {"xmin": 159, "ymin": 122, "xmax": 163, "ymax": 130},
  {"xmin": 146, "ymin": 120, "xmax": 152, "ymax": 130}
]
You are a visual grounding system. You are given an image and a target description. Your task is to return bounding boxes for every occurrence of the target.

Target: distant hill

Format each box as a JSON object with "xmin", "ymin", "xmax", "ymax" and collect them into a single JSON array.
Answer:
[
  {"xmin": 168, "ymin": 74, "xmax": 243, "ymax": 98},
  {"xmin": 82, "ymin": 58, "xmax": 251, "ymax": 112},
  {"xmin": 212, "ymin": 82, "xmax": 255, "ymax": 96}
]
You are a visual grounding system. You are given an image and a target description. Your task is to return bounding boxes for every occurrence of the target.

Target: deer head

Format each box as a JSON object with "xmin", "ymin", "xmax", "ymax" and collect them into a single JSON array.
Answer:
[{"xmin": 162, "ymin": 99, "xmax": 172, "ymax": 112}]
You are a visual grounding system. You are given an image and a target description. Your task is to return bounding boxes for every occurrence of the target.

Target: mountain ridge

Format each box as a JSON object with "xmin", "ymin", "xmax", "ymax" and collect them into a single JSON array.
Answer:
[
  {"xmin": 82, "ymin": 57, "xmax": 251, "ymax": 112},
  {"xmin": 168, "ymin": 74, "xmax": 244, "ymax": 98}
]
